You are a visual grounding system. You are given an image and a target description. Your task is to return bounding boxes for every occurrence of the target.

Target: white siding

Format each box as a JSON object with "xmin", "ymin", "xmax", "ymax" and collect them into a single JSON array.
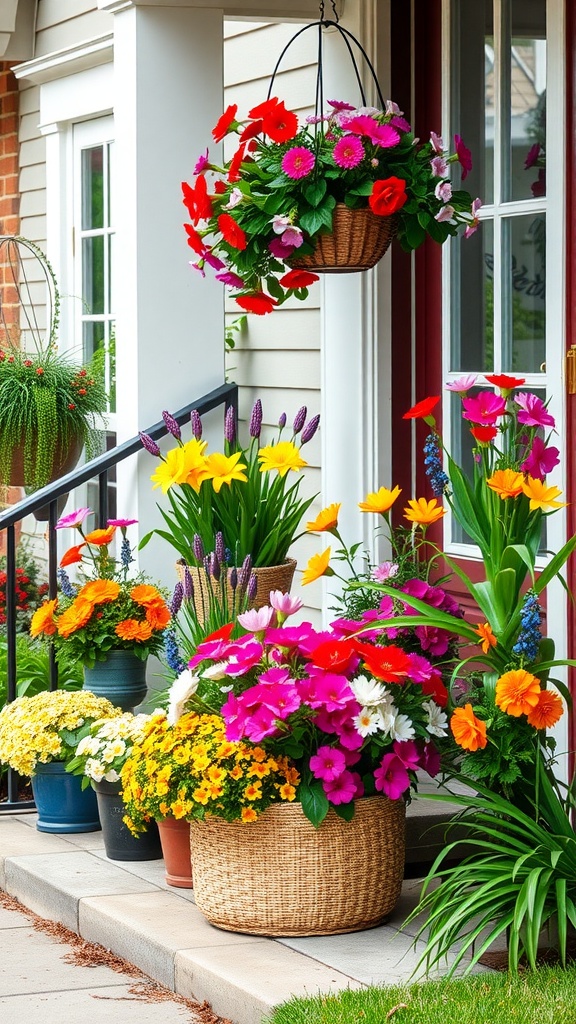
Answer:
[{"xmin": 35, "ymin": 0, "xmax": 112, "ymax": 57}]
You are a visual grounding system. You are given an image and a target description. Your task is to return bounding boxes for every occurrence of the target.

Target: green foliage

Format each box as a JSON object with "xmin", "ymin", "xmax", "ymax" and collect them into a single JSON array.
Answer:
[{"xmin": 0, "ymin": 634, "xmax": 83, "ymax": 707}]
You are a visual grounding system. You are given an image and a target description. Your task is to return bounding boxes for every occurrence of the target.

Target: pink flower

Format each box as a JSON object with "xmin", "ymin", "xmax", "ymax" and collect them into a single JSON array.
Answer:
[
  {"xmin": 435, "ymin": 180, "xmax": 452, "ymax": 203},
  {"xmin": 515, "ymin": 392, "xmax": 555, "ymax": 428},
  {"xmin": 418, "ymin": 741, "xmax": 441, "ymax": 777},
  {"xmin": 193, "ymin": 148, "xmax": 210, "ymax": 174},
  {"xmin": 281, "ymin": 147, "xmax": 315, "ymax": 179},
  {"xmin": 308, "ymin": 671, "xmax": 355, "ymax": 712},
  {"xmin": 393, "ymin": 739, "xmax": 420, "ymax": 770},
  {"xmin": 269, "ymin": 237, "xmax": 297, "ymax": 259},
  {"xmin": 281, "ymin": 225, "xmax": 304, "ymax": 248},
  {"xmin": 323, "ymin": 770, "xmax": 358, "ymax": 805},
  {"xmin": 327, "ymin": 99, "xmax": 355, "ymax": 112},
  {"xmin": 525, "ymin": 143, "xmax": 541, "ymax": 169},
  {"xmin": 309, "ymin": 745, "xmax": 347, "ymax": 782},
  {"xmin": 435, "ymin": 205, "xmax": 456, "ymax": 223},
  {"xmin": 372, "ymin": 561, "xmax": 399, "ymax": 582},
  {"xmin": 216, "ymin": 270, "xmax": 245, "ymax": 288},
  {"xmin": 247, "ymin": 681, "xmax": 301, "ymax": 719},
  {"xmin": 189, "ymin": 260, "xmax": 205, "ymax": 277},
  {"xmin": 332, "ymin": 135, "xmax": 365, "ymax": 169},
  {"xmin": 55, "ymin": 507, "xmax": 92, "ymax": 530},
  {"xmin": 454, "ymin": 134, "xmax": 473, "ymax": 179},
  {"xmin": 431, "ymin": 155, "xmax": 449, "ymax": 177},
  {"xmin": 520, "ymin": 436, "xmax": 560, "ymax": 479},
  {"xmin": 107, "ymin": 518, "xmax": 138, "ymax": 528},
  {"xmin": 374, "ymin": 753, "xmax": 410, "ymax": 800},
  {"xmin": 237, "ymin": 606, "xmax": 276, "ymax": 632},
  {"xmin": 221, "ymin": 692, "xmax": 249, "ymax": 741},
  {"xmin": 406, "ymin": 652, "xmax": 436, "ymax": 684},
  {"xmin": 224, "ymin": 639, "xmax": 264, "ymax": 676},
  {"xmin": 430, "ymin": 131, "xmax": 444, "ymax": 154},
  {"xmin": 464, "ymin": 197, "xmax": 483, "ymax": 239},
  {"xmin": 342, "ymin": 116, "xmax": 399, "ymax": 149},
  {"xmin": 389, "ymin": 115, "xmax": 411, "ymax": 133},
  {"xmin": 243, "ymin": 705, "xmax": 282, "ymax": 742},
  {"xmin": 445, "ymin": 374, "xmax": 477, "ymax": 393},
  {"xmin": 272, "ymin": 215, "xmax": 292, "ymax": 234},
  {"xmin": 269, "ymin": 591, "xmax": 303, "ymax": 617},
  {"xmin": 462, "ymin": 392, "xmax": 507, "ymax": 425},
  {"xmin": 204, "ymin": 251, "xmax": 225, "ymax": 271}
]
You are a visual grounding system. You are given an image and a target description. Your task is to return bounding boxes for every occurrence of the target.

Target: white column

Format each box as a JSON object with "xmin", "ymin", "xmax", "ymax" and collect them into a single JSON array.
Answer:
[
  {"xmin": 107, "ymin": 3, "xmax": 225, "ymax": 587},
  {"xmin": 320, "ymin": 0, "xmax": 392, "ymax": 616}
]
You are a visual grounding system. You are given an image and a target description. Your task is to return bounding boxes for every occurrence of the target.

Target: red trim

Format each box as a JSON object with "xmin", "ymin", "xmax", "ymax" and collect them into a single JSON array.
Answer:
[{"xmin": 565, "ymin": 2, "xmax": 576, "ymax": 772}]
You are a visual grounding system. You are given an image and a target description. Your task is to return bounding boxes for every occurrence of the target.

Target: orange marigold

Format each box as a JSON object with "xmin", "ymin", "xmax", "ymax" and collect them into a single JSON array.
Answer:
[
  {"xmin": 57, "ymin": 598, "xmax": 94, "ymax": 637},
  {"xmin": 78, "ymin": 579, "xmax": 120, "ymax": 605},
  {"xmin": 115, "ymin": 619, "xmax": 153, "ymax": 642},
  {"xmin": 131, "ymin": 584, "xmax": 163, "ymax": 606},
  {"xmin": 241, "ymin": 807, "xmax": 258, "ymax": 822},
  {"xmin": 145, "ymin": 601, "xmax": 171, "ymax": 630},
  {"xmin": 526, "ymin": 689, "xmax": 564, "ymax": 729},
  {"xmin": 495, "ymin": 668, "xmax": 541, "ymax": 717},
  {"xmin": 84, "ymin": 526, "xmax": 116, "ymax": 546},
  {"xmin": 30, "ymin": 598, "xmax": 59, "ymax": 637},
  {"xmin": 450, "ymin": 703, "xmax": 487, "ymax": 751}
]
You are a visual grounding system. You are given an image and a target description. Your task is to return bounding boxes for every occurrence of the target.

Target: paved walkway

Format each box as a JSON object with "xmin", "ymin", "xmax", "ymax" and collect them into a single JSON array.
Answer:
[{"xmin": 0, "ymin": 806, "xmax": 485, "ymax": 1024}]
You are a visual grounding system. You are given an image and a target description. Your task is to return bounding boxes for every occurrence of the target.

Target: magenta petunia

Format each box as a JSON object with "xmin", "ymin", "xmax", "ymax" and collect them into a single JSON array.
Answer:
[
  {"xmin": 309, "ymin": 745, "xmax": 347, "ymax": 782},
  {"xmin": 323, "ymin": 769, "xmax": 358, "ymax": 805},
  {"xmin": 462, "ymin": 392, "xmax": 507, "ymax": 425},
  {"xmin": 268, "ymin": 237, "xmax": 297, "ymax": 259},
  {"xmin": 374, "ymin": 752, "xmax": 410, "ymax": 800},
  {"xmin": 520, "ymin": 435, "xmax": 560, "ymax": 479},
  {"xmin": 332, "ymin": 135, "xmax": 365, "ymax": 169},
  {"xmin": 454, "ymin": 134, "xmax": 473, "ymax": 179},
  {"xmin": 393, "ymin": 739, "xmax": 420, "ymax": 770},
  {"xmin": 514, "ymin": 392, "xmax": 555, "ymax": 428},
  {"xmin": 55, "ymin": 507, "xmax": 92, "ymax": 530},
  {"xmin": 107, "ymin": 518, "xmax": 138, "ymax": 528},
  {"xmin": 281, "ymin": 146, "xmax": 316, "ymax": 179},
  {"xmin": 193, "ymin": 148, "xmax": 210, "ymax": 174},
  {"xmin": 216, "ymin": 270, "xmax": 245, "ymax": 288},
  {"xmin": 418, "ymin": 741, "xmax": 441, "ymax": 777}
]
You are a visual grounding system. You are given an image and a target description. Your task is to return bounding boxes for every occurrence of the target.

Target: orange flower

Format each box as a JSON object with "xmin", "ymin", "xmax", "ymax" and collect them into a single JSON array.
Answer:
[
  {"xmin": 301, "ymin": 548, "xmax": 332, "ymax": 586},
  {"xmin": 131, "ymin": 584, "xmax": 163, "ymax": 606},
  {"xmin": 60, "ymin": 544, "xmax": 85, "ymax": 568},
  {"xmin": 84, "ymin": 526, "xmax": 117, "ymax": 546},
  {"xmin": 474, "ymin": 622, "xmax": 497, "ymax": 654},
  {"xmin": 115, "ymin": 619, "xmax": 153, "ymax": 642},
  {"xmin": 495, "ymin": 668, "xmax": 541, "ymax": 717},
  {"xmin": 521, "ymin": 477, "xmax": 568, "ymax": 511},
  {"xmin": 279, "ymin": 783, "xmax": 297, "ymax": 801},
  {"xmin": 486, "ymin": 469, "xmax": 524, "ymax": 499},
  {"xmin": 145, "ymin": 602, "xmax": 171, "ymax": 630},
  {"xmin": 78, "ymin": 579, "xmax": 120, "ymax": 605},
  {"xmin": 526, "ymin": 689, "xmax": 564, "ymax": 729},
  {"xmin": 358, "ymin": 486, "xmax": 401, "ymax": 515},
  {"xmin": 57, "ymin": 598, "xmax": 94, "ymax": 637},
  {"xmin": 241, "ymin": 807, "xmax": 258, "ymax": 822},
  {"xmin": 30, "ymin": 599, "xmax": 58, "ymax": 637},
  {"xmin": 306, "ymin": 503, "xmax": 341, "ymax": 532},
  {"xmin": 403, "ymin": 497, "xmax": 446, "ymax": 525},
  {"xmin": 450, "ymin": 704, "xmax": 487, "ymax": 751}
]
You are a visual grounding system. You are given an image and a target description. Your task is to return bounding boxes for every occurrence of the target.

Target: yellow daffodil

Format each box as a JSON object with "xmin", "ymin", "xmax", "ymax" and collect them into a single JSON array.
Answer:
[
  {"xmin": 403, "ymin": 497, "xmax": 446, "ymax": 525},
  {"xmin": 486, "ymin": 468, "xmax": 524, "ymax": 499},
  {"xmin": 258, "ymin": 440, "xmax": 307, "ymax": 477},
  {"xmin": 521, "ymin": 477, "xmax": 568, "ymax": 511},
  {"xmin": 358, "ymin": 485, "xmax": 402, "ymax": 514},
  {"xmin": 180, "ymin": 438, "xmax": 209, "ymax": 491},
  {"xmin": 204, "ymin": 451, "xmax": 248, "ymax": 492},
  {"xmin": 301, "ymin": 547, "xmax": 332, "ymax": 585},
  {"xmin": 306, "ymin": 503, "xmax": 341, "ymax": 532},
  {"xmin": 474, "ymin": 622, "xmax": 497, "ymax": 654},
  {"xmin": 150, "ymin": 446, "xmax": 192, "ymax": 492}
]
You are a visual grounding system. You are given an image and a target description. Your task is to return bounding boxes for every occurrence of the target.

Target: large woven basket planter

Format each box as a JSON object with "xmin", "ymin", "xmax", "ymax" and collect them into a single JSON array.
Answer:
[
  {"xmin": 190, "ymin": 795, "xmax": 406, "ymax": 937},
  {"xmin": 291, "ymin": 204, "xmax": 397, "ymax": 274},
  {"xmin": 176, "ymin": 558, "xmax": 297, "ymax": 618}
]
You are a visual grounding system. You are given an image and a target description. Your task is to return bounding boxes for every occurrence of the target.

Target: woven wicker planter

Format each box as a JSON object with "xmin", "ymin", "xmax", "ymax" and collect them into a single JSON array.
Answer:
[
  {"xmin": 190, "ymin": 795, "xmax": 406, "ymax": 937},
  {"xmin": 176, "ymin": 557, "xmax": 297, "ymax": 618},
  {"xmin": 291, "ymin": 204, "xmax": 397, "ymax": 273}
]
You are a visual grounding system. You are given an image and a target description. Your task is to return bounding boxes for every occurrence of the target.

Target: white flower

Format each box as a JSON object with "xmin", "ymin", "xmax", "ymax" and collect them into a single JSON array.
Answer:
[
  {"xmin": 349, "ymin": 674, "xmax": 388, "ymax": 707},
  {"xmin": 423, "ymin": 700, "xmax": 448, "ymax": 737},
  {"xmin": 75, "ymin": 736, "xmax": 100, "ymax": 757},
  {"xmin": 224, "ymin": 187, "xmax": 243, "ymax": 209},
  {"xmin": 102, "ymin": 739, "xmax": 126, "ymax": 763},
  {"xmin": 167, "ymin": 668, "xmax": 200, "ymax": 725},
  {"xmin": 104, "ymin": 769, "xmax": 120, "ymax": 783},
  {"xmin": 353, "ymin": 707, "xmax": 383, "ymax": 737},
  {"xmin": 202, "ymin": 662, "xmax": 229, "ymax": 681},
  {"xmin": 272, "ymin": 214, "xmax": 292, "ymax": 234},
  {"xmin": 85, "ymin": 758, "xmax": 105, "ymax": 782},
  {"xmin": 391, "ymin": 712, "xmax": 416, "ymax": 742}
]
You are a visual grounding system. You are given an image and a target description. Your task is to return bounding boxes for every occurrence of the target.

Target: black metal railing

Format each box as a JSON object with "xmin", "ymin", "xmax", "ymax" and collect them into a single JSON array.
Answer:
[{"xmin": 0, "ymin": 381, "xmax": 238, "ymax": 811}]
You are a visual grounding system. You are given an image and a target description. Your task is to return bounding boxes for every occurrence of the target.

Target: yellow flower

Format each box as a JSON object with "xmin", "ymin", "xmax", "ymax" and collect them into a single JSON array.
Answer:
[
  {"xmin": 258, "ymin": 440, "xmax": 307, "ymax": 477},
  {"xmin": 403, "ymin": 497, "xmax": 446, "ymax": 525},
  {"xmin": 301, "ymin": 547, "xmax": 332, "ymax": 586},
  {"xmin": 486, "ymin": 469, "xmax": 524, "ymax": 499},
  {"xmin": 279, "ymin": 783, "xmax": 297, "ymax": 801},
  {"xmin": 204, "ymin": 451, "xmax": 247, "ymax": 492},
  {"xmin": 358, "ymin": 485, "xmax": 401, "ymax": 514},
  {"xmin": 192, "ymin": 786, "xmax": 210, "ymax": 805},
  {"xmin": 521, "ymin": 477, "xmax": 568, "ymax": 511},
  {"xmin": 306, "ymin": 503, "xmax": 341, "ymax": 532},
  {"xmin": 243, "ymin": 781, "xmax": 263, "ymax": 800},
  {"xmin": 151, "ymin": 446, "xmax": 194, "ymax": 492},
  {"xmin": 474, "ymin": 622, "xmax": 497, "ymax": 654},
  {"xmin": 241, "ymin": 807, "xmax": 258, "ymax": 822},
  {"xmin": 181, "ymin": 438, "xmax": 209, "ymax": 491}
]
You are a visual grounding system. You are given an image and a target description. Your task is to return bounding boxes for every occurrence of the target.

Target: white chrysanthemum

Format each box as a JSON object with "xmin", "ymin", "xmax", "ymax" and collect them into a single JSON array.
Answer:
[
  {"xmin": 104, "ymin": 769, "xmax": 120, "ymax": 783},
  {"xmin": 353, "ymin": 707, "xmax": 384, "ymax": 737},
  {"xmin": 202, "ymin": 662, "xmax": 229, "ymax": 681},
  {"xmin": 85, "ymin": 758, "xmax": 105, "ymax": 781},
  {"xmin": 75, "ymin": 736, "xmax": 100, "ymax": 757},
  {"xmin": 391, "ymin": 712, "xmax": 416, "ymax": 742},
  {"xmin": 102, "ymin": 739, "xmax": 126, "ymax": 763},
  {"xmin": 349, "ymin": 674, "xmax": 388, "ymax": 707},
  {"xmin": 167, "ymin": 668, "xmax": 200, "ymax": 725},
  {"xmin": 374, "ymin": 704, "xmax": 396, "ymax": 737},
  {"xmin": 423, "ymin": 700, "xmax": 448, "ymax": 737}
]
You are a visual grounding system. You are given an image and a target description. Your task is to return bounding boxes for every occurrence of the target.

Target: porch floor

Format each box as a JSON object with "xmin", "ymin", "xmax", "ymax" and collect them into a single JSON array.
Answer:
[{"xmin": 0, "ymin": 793, "xmax": 491, "ymax": 1024}]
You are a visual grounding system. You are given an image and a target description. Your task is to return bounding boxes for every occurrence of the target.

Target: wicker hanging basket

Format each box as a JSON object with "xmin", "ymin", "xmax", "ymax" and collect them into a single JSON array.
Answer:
[
  {"xmin": 291, "ymin": 205, "xmax": 398, "ymax": 273},
  {"xmin": 190, "ymin": 795, "xmax": 406, "ymax": 937},
  {"xmin": 175, "ymin": 557, "xmax": 297, "ymax": 620}
]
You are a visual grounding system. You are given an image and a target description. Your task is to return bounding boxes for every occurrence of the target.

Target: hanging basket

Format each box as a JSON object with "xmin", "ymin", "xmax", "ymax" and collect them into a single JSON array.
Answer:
[{"xmin": 291, "ymin": 205, "xmax": 398, "ymax": 273}]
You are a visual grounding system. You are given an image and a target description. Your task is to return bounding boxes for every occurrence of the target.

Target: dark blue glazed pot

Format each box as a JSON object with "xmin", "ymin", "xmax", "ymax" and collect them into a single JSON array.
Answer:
[
  {"xmin": 92, "ymin": 779, "xmax": 162, "ymax": 861},
  {"xmin": 83, "ymin": 651, "xmax": 148, "ymax": 712},
  {"xmin": 31, "ymin": 761, "xmax": 101, "ymax": 834}
]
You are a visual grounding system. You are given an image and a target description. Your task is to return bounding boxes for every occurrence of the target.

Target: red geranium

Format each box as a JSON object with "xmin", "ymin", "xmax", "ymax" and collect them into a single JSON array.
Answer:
[
  {"xmin": 261, "ymin": 101, "xmax": 299, "ymax": 144},
  {"xmin": 212, "ymin": 104, "xmax": 238, "ymax": 143},
  {"xmin": 279, "ymin": 269, "xmax": 319, "ymax": 290},
  {"xmin": 308, "ymin": 638, "xmax": 359, "ymax": 675},
  {"xmin": 235, "ymin": 292, "xmax": 278, "ymax": 315},
  {"xmin": 355, "ymin": 643, "xmax": 410, "ymax": 683},
  {"xmin": 368, "ymin": 176, "xmax": 408, "ymax": 216},
  {"xmin": 182, "ymin": 176, "xmax": 213, "ymax": 224},
  {"xmin": 217, "ymin": 214, "xmax": 247, "ymax": 251},
  {"xmin": 403, "ymin": 396, "xmax": 440, "ymax": 420},
  {"xmin": 485, "ymin": 374, "xmax": 526, "ymax": 391},
  {"xmin": 470, "ymin": 425, "xmax": 498, "ymax": 443}
]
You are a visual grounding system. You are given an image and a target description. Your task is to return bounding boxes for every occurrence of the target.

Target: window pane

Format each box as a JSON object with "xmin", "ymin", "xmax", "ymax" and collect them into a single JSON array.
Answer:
[
  {"xmin": 507, "ymin": 2, "xmax": 546, "ymax": 202},
  {"xmin": 501, "ymin": 214, "xmax": 545, "ymax": 372},
  {"xmin": 83, "ymin": 320, "xmax": 105, "ymax": 364},
  {"xmin": 452, "ymin": 2, "xmax": 490, "ymax": 203},
  {"xmin": 82, "ymin": 236, "xmax": 104, "ymax": 314},
  {"xmin": 451, "ymin": 219, "xmax": 494, "ymax": 372},
  {"xmin": 81, "ymin": 146, "xmax": 104, "ymax": 230}
]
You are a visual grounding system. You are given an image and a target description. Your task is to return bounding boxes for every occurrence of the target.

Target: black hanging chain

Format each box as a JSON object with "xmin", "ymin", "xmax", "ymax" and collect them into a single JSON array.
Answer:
[{"xmin": 319, "ymin": 0, "xmax": 339, "ymax": 25}]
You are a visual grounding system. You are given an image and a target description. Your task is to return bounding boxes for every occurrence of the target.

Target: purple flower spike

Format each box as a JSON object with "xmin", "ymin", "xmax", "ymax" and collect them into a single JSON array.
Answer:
[
  {"xmin": 238, "ymin": 554, "xmax": 253, "ymax": 592},
  {"xmin": 193, "ymin": 534, "xmax": 205, "ymax": 563},
  {"xmin": 224, "ymin": 405, "xmax": 236, "ymax": 444},
  {"xmin": 301, "ymin": 413, "xmax": 320, "ymax": 444},
  {"xmin": 211, "ymin": 550, "xmax": 221, "ymax": 582},
  {"xmin": 293, "ymin": 405, "xmax": 307, "ymax": 434},
  {"xmin": 183, "ymin": 567, "xmax": 194, "ymax": 599},
  {"xmin": 229, "ymin": 566, "xmax": 238, "ymax": 591},
  {"xmin": 247, "ymin": 573, "xmax": 258, "ymax": 602},
  {"xmin": 171, "ymin": 581, "xmax": 184, "ymax": 616},
  {"xmin": 190, "ymin": 409, "xmax": 203, "ymax": 440},
  {"xmin": 278, "ymin": 412, "xmax": 287, "ymax": 429},
  {"xmin": 215, "ymin": 531, "xmax": 225, "ymax": 565},
  {"xmin": 162, "ymin": 410, "xmax": 181, "ymax": 440},
  {"xmin": 139, "ymin": 432, "xmax": 161, "ymax": 457},
  {"xmin": 250, "ymin": 399, "xmax": 263, "ymax": 438}
]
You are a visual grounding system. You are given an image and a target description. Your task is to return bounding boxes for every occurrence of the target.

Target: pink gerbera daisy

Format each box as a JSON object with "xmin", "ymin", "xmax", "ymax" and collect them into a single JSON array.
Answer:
[
  {"xmin": 332, "ymin": 135, "xmax": 364, "ymax": 169},
  {"xmin": 281, "ymin": 147, "xmax": 315, "ymax": 179}
]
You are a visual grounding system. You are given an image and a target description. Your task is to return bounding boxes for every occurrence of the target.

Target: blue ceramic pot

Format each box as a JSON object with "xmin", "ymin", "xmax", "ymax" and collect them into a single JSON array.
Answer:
[
  {"xmin": 83, "ymin": 650, "xmax": 148, "ymax": 712},
  {"xmin": 92, "ymin": 779, "xmax": 162, "ymax": 861},
  {"xmin": 31, "ymin": 761, "xmax": 101, "ymax": 834}
]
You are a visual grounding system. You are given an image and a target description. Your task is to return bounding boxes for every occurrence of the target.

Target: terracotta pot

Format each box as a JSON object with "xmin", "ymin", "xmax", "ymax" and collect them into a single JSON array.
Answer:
[
  {"xmin": 0, "ymin": 486, "xmax": 23, "ymax": 556},
  {"xmin": 7, "ymin": 432, "xmax": 84, "ymax": 489},
  {"xmin": 157, "ymin": 817, "xmax": 193, "ymax": 888}
]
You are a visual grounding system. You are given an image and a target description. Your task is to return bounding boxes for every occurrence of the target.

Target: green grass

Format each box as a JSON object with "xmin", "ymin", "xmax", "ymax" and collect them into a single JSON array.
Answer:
[{"xmin": 266, "ymin": 964, "xmax": 576, "ymax": 1024}]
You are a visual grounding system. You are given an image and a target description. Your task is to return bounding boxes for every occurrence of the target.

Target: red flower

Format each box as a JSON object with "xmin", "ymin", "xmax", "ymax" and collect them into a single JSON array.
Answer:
[
  {"xmin": 485, "ymin": 373, "xmax": 526, "ymax": 391},
  {"xmin": 214, "ymin": 180, "xmax": 228, "ymax": 194},
  {"xmin": 262, "ymin": 101, "xmax": 298, "ymax": 144},
  {"xmin": 217, "ymin": 214, "xmax": 247, "ymax": 250},
  {"xmin": 227, "ymin": 143, "xmax": 246, "ymax": 183},
  {"xmin": 279, "ymin": 269, "xmax": 319, "ymax": 290},
  {"xmin": 368, "ymin": 177, "xmax": 408, "ymax": 216},
  {"xmin": 356, "ymin": 643, "xmax": 410, "ymax": 683},
  {"xmin": 454, "ymin": 134, "xmax": 473, "ymax": 180},
  {"xmin": 235, "ymin": 292, "xmax": 278, "ymax": 315},
  {"xmin": 239, "ymin": 119, "xmax": 263, "ymax": 142},
  {"xmin": 421, "ymin": 670, "xmax": 449, "ymax": 708},
  {"xmin": 60, "ymin": 544, "xmax": 86, "ymax": 568},
  {"xmin": 204, "ymin": 623, "xmax": 235, "ymax": 643},
  {"xmin": 184, "ymin": 223, "xmax": 207, "ymax": 256},
  {"xmin": 470, "ymin": 425, "xmax": 498, "ymax": 443},
  {"xmin": 403, "ymin": 396, "xmax": 440, "ymax": 420},
  {"xmin": 36, "ymin": 367, "xmax": 44, "ymax": 376},
  {"xmin": 308, "ymin": 638, "xmax": 358, "ymax": 674},
  {"xmin": 248, "ymin": 97, "xmax": 281, "ymax": 119},
  {"xmin": 182, "ymin": 176, "xmax": 213, "ymax": 224},
  {"xmin": 212, "ymin": 103, "xmax": 238, "ymax": 142}
]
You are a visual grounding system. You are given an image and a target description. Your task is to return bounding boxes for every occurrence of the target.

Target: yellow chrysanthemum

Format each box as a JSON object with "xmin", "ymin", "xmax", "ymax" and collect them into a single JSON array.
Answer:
[
  {"xmin": 306, "ymin": 503, "xmax": 341, "ymax": 532},
  {"xmin": 403, "ymin": 497, "xmax": 446, "ymax": 526},
  {"xmin": 204, "ymin": 451, "xmax": 248, "ymax": 492},
  {"xmin": 301, "ymin": 547, "xmax": 332, "ymax": 586},
  {"xmin": 486, "ymin": 469, "xmax": 524, "ymax": 499},
  {"xmin": 358, "ymin": 485, "xmax": 402, "ymax": 515},
  {"xmin": 521, "ymin": 477, "xmax": 568, "ymax": 511},
  {"xmin": 258, "ymin": 441, "xmax": 307, "ymax": 477}
]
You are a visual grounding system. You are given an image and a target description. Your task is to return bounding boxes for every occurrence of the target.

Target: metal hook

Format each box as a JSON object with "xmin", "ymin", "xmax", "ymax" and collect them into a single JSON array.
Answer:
[{"xmin": 319, "ymin": 0, "xmax": 339, "ymax": 26}]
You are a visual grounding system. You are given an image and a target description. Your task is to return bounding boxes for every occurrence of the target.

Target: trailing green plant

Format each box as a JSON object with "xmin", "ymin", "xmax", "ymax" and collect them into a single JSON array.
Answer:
[{"xmin": 0, "ymin": 236, "xmax": 107, "ymax": 489}]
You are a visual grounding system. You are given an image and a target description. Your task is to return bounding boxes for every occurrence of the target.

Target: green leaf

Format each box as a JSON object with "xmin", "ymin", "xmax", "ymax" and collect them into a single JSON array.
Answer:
[
  {"xmin": 303, "ymin": 178, "xmax": 327, "ymax": 207},
  {"xmin": 299, "ymin": 778, "xmax": 330, "ymax": 828},
  {"xmin": 332, "ymin": 800, "xmax": 356, "ymax": 822}
]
